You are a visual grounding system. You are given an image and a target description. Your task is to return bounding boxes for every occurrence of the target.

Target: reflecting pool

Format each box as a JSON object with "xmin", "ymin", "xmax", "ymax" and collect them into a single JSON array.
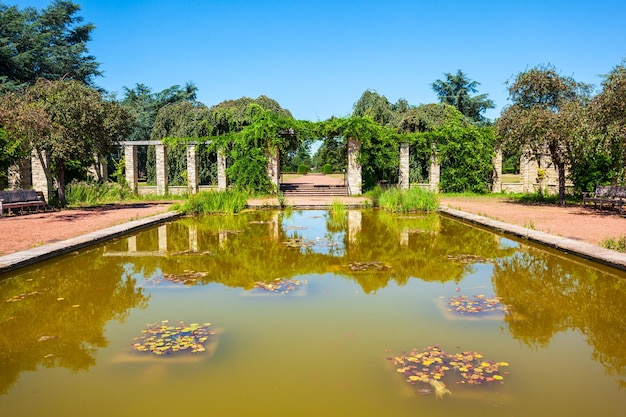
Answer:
[{"xmin": 1, "ymin": 209, "xmax": 625, "ymax": 416}]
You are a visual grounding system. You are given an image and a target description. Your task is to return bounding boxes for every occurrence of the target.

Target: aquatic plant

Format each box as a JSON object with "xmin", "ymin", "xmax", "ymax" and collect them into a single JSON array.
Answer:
[
  {"xmin": 376, "ymin": 187, "xmax": 439, "ymax": 213},
  {"xmin": 447, "ymin": 295, "xmax": 509, "ymax": 315},
  {"xmin": 253, "ymin": 278, "xmax": 302, "ymax": 294},
  {"xmin": 173, "ymin": 189, "xmax": 249, "ymax": 214},
  {"xmin": 132, "ymin": 320, "xmax": 215, "ymax": 355},
  {"xmin": 389, "ymin": 346, "xmax": 509, "ymax": 397}
]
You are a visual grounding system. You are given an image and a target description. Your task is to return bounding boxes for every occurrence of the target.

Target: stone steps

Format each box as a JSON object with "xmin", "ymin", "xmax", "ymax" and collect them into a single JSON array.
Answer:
[{"xmin": 279, "ymin": 183, "xmax": 348, "ymax": 196}]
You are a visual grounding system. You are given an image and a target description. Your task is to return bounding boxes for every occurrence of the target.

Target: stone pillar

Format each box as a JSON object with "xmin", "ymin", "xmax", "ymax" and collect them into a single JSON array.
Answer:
[
  {"xmin": 428, "ymin": 149, "xmax": 440, "ymax": 193},
  {"xmin": 186, "ymin": 144, "xmax": 199, "ymax": 194},
  {"xmin": 155, "ymin": 144, "xmax": 168, "ymax": 196},
  {"xmin": 347, "ymin": 137, "xmax": 362, "ymax": 195},
  {"xmin": 217, "ymin": 149, "xmax": 227, "ymax": 191},
  {"xmin": 520, "ymin": 152, "xmax": 536, "ymax": 193},
  {"xmin": 124, "ymin": 145, "xmax": 138, "ymax": 194},
  {"xmin": 8, "ymin": 158, "xmax": 32, "ymax": 190},
  {"xmin": 492, "ymin": 144, "xmax": 503, "ymax": 193},
  {"xmin": 31, "ymin": 149, "xmax": 53, "ymax": 201},
  {"xmin": 266, "ymin": 146, "xmax": 280, "ymax": 191},
  {"xmin": 399, "ymin": 142, "xmax": 410, "ymax": 190}
]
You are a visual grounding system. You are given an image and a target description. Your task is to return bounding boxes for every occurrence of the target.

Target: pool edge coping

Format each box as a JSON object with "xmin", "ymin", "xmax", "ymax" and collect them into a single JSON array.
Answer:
[
  {"xmin": 439, "ymin": 206, "xmax": 626, "ymax": 272},
  {"xmin": 0, "ymin": 211, "xmax": 183, "ymax": 274}
]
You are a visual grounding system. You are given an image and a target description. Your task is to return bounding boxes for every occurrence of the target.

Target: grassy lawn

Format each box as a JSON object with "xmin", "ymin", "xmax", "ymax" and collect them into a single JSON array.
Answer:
[{"xmin": 501, "ymin": 174, "xmax": 521, "ymax": 183}]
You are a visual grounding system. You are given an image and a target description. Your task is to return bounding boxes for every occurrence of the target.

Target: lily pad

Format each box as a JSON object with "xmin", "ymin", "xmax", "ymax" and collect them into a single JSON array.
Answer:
[
  {"xmin": 447, "ymin": 294, "xmax": 510, "ymax": 315},
  {"xmin": 254, "ymin": 278, "xmax": 302, "ymax": 294},
  {"xmin": 131, "ymin": 320, "xmax": 215, "ymax": 356},
  {"xmin": 390, "ymin": 346, "xmax": 509, "ymax": 397},
  {"xmin": 347, "ymin": 261, "xmax": 392, "ymax": 272}
]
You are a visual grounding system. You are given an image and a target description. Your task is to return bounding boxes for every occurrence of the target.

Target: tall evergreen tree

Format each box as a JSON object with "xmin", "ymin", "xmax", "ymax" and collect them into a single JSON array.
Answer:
[{"xmin": 431, "ymin": 70, "xmax": 494, "ymax": 124}]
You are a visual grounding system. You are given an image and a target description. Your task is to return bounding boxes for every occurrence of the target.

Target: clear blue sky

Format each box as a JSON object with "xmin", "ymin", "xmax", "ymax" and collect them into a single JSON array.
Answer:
[{"xmin": 15, "ymin": 0, "xmax": 626, "ymax": 122}]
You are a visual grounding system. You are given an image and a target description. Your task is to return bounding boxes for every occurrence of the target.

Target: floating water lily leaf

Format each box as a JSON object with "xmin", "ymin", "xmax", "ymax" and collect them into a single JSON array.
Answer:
[
  {"xmin": 146, "ymin": 270, "xmax": 208, "ymax": 286},
  {"xmin": 347, "ymin": 261, "xmax": 392, "ymax": 272},
  {"xmin": 131, "ymin": 320, "xmax": 215, "ymax": 356},
  {"xmin": 446, "ymin": 254, "xmax": 493, "ymax": 264},
  {"xmin": 254, "ymin": 278, "xmax": 302, "ymax": 294},
  {"xmin": 447, "ymin": 294, "xmax": 510, "ymax": 315},
  {"xmin": 390, "ymin": 346, "xmax": 509, "ymax": 397},
  {"xmin": 6, "ymin": 291, "xmax": 41, "ymax": 302}
]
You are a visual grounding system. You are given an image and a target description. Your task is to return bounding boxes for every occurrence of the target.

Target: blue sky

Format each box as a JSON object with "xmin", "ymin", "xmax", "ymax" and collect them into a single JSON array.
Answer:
[{"xmin": 15, "ymin": 0, "xmax": 626, "ymax": 122}]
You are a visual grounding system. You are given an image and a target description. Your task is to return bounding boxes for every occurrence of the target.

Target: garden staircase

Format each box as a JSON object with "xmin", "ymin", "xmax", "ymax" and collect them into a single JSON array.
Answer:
[{"xmin": 279, "ymin": 182, "xmax": 348, "ymax": 197}]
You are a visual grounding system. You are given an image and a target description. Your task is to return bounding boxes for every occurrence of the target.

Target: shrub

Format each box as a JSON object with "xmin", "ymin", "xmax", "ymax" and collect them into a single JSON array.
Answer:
[
  {"xmin": 66, "ymin": 180, "xmax": 132, "ymax": 206},
  {"xmin": 600, "ymin": 236, "xmax": 626, "ymax": 253},
  {"xmin": 173, "ymin": 189, "xmax": 249, "ymax": 214},
  {"xmin": 322, "ymin": 164, "xmax": 333, "ymax": 175},
  {"xmin": 297, "ymin": 164, "xmax": 309, "ymax": 175},
  {"xmin": 376, "ymin": 187, "xmax": 439, "ymax": 213}
]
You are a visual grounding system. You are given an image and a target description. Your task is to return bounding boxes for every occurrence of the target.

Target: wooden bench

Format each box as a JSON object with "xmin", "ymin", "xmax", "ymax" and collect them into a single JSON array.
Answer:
[
  {"xmin": 0, "ymin": 189, "xmax": 49, "ymax": 217},
  {"xmin": 583, "ymin": 185, "xmax": 626, "ymax": 213}
]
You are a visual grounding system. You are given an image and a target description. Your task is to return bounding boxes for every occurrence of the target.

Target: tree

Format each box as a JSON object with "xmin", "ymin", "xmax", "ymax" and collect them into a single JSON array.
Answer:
[
  {"xmin": 352, "ymin": 89, "xmax": 409, "ymax": 128},
  {"xmin": 149, "ymin": 100, "xmax": 212, "ymax": 185},
  {"xmin": 0, "ymin": 0, "xmax": 100, "ymax": 90},
  {"xmin": 589, "ymin": 61, "xmax": 626, "ymax": 185},
  {"xmin": 431, "ymin": 70, "xmax": 495, "ymax": 124},
  {"xmin": 0, "ymin": 79, "xmax": 131, "ymax": 206},
  {"xmin": 496, "ymin": 65, "xmax": 591, "ymax": 205}
]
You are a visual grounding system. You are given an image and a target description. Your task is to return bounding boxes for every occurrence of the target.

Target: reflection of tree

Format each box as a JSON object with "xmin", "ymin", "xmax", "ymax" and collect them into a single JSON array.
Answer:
[
  {"xmin": 106, "ymin": 210, "xmax": 515, "ymax": 296},
  {"xmin": 0, "ymin": 255, "xmax": 149, "ymax": 395},
  {"xmin": 493, "ymin": 249, "xmax": 626, "ymax": 387}
]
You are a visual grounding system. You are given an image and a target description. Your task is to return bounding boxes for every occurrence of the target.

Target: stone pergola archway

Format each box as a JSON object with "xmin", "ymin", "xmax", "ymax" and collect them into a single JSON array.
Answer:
[{"xmin": 120, "ymin": 141, "xmax": 227, "ymax": 195}]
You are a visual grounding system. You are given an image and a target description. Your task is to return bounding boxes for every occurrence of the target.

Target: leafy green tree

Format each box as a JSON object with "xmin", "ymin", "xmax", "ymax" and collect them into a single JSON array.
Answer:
[
  {"xmin": 589, "ymin": 61, "xmax": 626, "ymax": 185},
  {"xmin": 148, "ymin": 100, "xmax": 212, "ymax": 185},
  {"xmin": 431, "ymin": 70, "xmax": 495, "ymax": 124},
  {"xmin": 312, "ymin": 134, "xmax": 346, "ymax": 173},
  {"xmin": 282, "ymin": 142, "xmax": 312, "ymax": 172},
  {"xmin": 0, "ymin": 79, "xmax": 131, "ymax": 206},
  {"xmin": 496, "ymin": 64, "xmax": 591, "ymax": 204},
  {"xmin": 120, "ymin": 82, "xmax": 197, "ymax": 180},
  {"xmin": 352, "ymin": 89, "xmax": 409, "ymax": 128},
  {"xmin": 0, "ymin": 0, "xmax": 100, "ymax": 90}
]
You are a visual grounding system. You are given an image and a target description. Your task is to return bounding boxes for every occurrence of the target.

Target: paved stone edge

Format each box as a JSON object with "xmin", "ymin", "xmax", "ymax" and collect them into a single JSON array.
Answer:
[
  {"xmin": 0, "ymin": 211, "xmax": 183, "ymax": 274},
  {"xmin": 439, "ymin": 206, "xmax": 626, "ymax": 272}
]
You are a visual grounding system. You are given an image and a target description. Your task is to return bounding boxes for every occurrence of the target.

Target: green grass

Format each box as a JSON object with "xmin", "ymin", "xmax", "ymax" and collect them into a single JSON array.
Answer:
[
  {"xmin": 172, "ymin": 189, "xmax": 249, "ymax": 215},
  {"xmin": 600, "ymin": 236, "xmax": 626, "ymax": 253},
  {"xmin": 369, "ymin": 186, "xmax": 439, "ymax": 213},
  {"xmin": 66, "ymin": 180, "xmax": 135, "ymax": 206}
]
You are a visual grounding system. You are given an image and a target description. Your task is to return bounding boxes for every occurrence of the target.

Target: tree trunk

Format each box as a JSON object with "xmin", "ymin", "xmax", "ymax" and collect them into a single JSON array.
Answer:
[
  {"xmin": 557, "ymin": 162, "xmax": 566, "ymax": 206},
  {"xmin": 57, "ymin": 163, "xmax": 67, "ymax": 208}
]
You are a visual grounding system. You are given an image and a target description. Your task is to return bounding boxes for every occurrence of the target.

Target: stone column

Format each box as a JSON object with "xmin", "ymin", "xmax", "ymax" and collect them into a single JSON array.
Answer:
[
  {"xmin": 428, "ymin": 149, "xmax": 440, "ymax": 193},
  {"xmin": 186, "ymin": 144, "xmax": 199, "ymax": 194},
  {"xmin": 492, "ymin": 144, "xmax": 503, "ymax": 193},
  {"xmin": 155, "ymin": 144, "xmax": 168, "ymax": 196},
  {"xmin": 399, "ymin": 142, "xmax": 410, "ymax": 190},
  {"xmin": 8, "ymin": 158, "xmax": 32, "ymax": 190},
  {"xmin": 347, "ymin": 137, "xmax": 362, "ymax": 195},
  {"xmin": 520, "ymin": 152, "xmax": 536, "ymax": 193},
  {"xmin": 217, "ymin": 149, "xmax": 227, "ymax": 190},
  {"xmin": 98, "ymin": 155, "xmax": 108, "ymax": 182},
  {"xmin": 31, "ymin": 149, "xmax": 53, "ymax": 201},
  {"xmin": 266, "ymin": 145, "xmax": 280, "ymax": 191},
  {"xmin": 124, "ymin": 145, "xmax": 138, "ymax": 194}
]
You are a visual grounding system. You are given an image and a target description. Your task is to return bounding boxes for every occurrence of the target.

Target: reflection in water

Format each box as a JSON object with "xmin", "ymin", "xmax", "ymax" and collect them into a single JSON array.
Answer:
[
  {"xmin": 0, "ymin": 209, "xmax": 625, "ymax": 416},
  {"xmin": 493, "ymin": 249, "xmax": 626, "ymax": 388},
  {"xmin": 0, "ymin": 258, "xmax": 148, "ymax": 395}
]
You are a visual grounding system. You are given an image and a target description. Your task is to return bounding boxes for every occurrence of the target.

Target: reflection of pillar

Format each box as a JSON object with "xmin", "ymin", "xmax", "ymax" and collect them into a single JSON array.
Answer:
[
  {"xmin": 428, "ymin": 148, "xmax": 440, "ymax": 193},
  {"xmin": 347, "ymin": 137, "xmax": 362, "ymax": 195},
  {"xmin": 187, "ymin": 144, "xmax": 199, "ymax": 194},
  {"xmin": 155, "ymin": 144, "xmax": 168, "ymax": 196},
  {"xmin": 399, "ymin": 142, "xmax": 410, "ymax": 190},
  {"xmin": 400, "ymin": 228, "xmax": 409, "ymax": 247},
  {"xmin": 348, "ymin": 210, "xmax": 362, "ymax": 245},
  {"xmin": 31, "ymin": 149, "xmax": 53, "ymax": 201},
  {"xmin": 219, "ymin": 231, "xmax": 228, "ymax": 249},
  {"xmin": 266, "ymin": 146, "xmax": 280, "ymax": 191},
  {"xmin": 128, "ymin": 236, "xmax": 137, "ymax": 252},
  {"xmin": 217, "ymin": 149, "xmax": 227, "ymax": 190},
  {"xmin": 492, "ymin": 144, "xmax": 502, "ymax": 193},
  {"xmin": 189, "ymin": 225, "xmax": 198, "ymax": 252},
  {"xmin": 158, "ymin": 225, "xmax": 167, "ymax": 252},
  {"xmin": 125, "ymin": 145, "xmax": 138, "ymax": 194},
  {"xmin": 270, "ymin": 212, "xmax": 280, "ymax": 240}
]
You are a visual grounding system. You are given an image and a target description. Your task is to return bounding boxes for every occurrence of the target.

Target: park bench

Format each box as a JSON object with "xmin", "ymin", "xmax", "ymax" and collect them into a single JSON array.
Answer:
[
  {"xmin": 582, "ymin": 185, "xmax": 626, "ymax": 213},
  {"xmin": 0, "ymin": 189, "xmax": 49, "ymax": 217}
]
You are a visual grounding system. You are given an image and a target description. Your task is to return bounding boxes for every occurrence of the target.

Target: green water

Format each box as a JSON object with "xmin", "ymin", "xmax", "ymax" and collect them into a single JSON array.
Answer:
[{"xmin": 1, "ymin": 209, "xmax": 625, "ymax": 416}]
